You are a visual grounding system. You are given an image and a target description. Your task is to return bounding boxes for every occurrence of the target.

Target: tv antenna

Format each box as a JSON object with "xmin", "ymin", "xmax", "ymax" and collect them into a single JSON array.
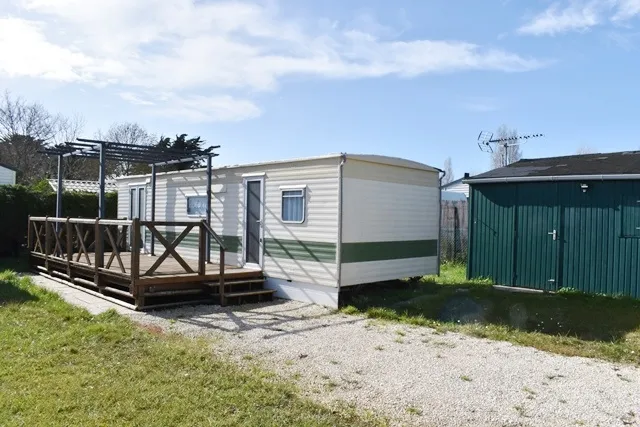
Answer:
[{"xmin": 477, "ymin": 131, "xmax": 544, "ymax": 165}]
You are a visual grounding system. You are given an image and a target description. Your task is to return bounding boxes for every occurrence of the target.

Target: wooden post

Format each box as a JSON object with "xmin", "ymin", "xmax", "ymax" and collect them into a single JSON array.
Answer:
[
  {"xmin": 27, "ymin": 216, "xmax": 32, "ymax": 252},
  {"xmin": 198, "ymin": 221, "xmax": 206, "ymax": 276},
  {"xmin": 219, "ymin": 248, "xmax": 226, "ymax": 306},
  {"xmin": 131, "ymin": 218, "xmax": 142, "ymax": 307},
  {"xmin": 44, "ymin": 216, "xmax": 51, "ymax": 271},
  {"xmin": 66, "ymin": 218, "xmax": 73, "ymax": 277},
  {"xmin": 27, "ymin": 216, "xmax": 33, "ymax": 270},
  {"xmin": 94, "ymin": 218, "xmax": 104, "ymax": 290}
]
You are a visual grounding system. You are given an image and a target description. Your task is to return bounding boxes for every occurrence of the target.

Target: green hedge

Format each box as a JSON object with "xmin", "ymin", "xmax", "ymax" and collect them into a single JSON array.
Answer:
[{"xmin": 0, "ymin": 186, "xmax": 117, "ymax": 256}]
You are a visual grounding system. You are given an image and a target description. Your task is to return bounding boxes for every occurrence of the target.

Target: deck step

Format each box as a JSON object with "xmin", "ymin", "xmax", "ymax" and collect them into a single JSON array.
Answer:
[
  {"xmin": 224, "ymin": 289, "xmax": 275, "ymax": 298},
  {"xmin": 205, "ymin": 278, "xmax": 265, "ymax": 287}
]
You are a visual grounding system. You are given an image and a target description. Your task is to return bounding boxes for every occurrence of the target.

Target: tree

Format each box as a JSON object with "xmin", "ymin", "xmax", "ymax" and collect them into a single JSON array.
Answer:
[
  {"xmin": 51, "ymin": 113, "xmax": 99, "ymax": 180},
  {"xmin": 0, "ymin": 134, "xmax": 50, "ymax": 185},
  {"xmin": 575, "ymin": 145, "xmax": 595, "ymax": 155},
  {"xmin": 0, "ymin": 91, "xmax": 59, "ymax": 142},
  {"xmin": 491, "ymin": 125, "xmax": 522, "ymax": 169},
  {"xmin": 156, "ymin": 134, "xmax": 208, "ymax": 171},
  {"xmin": 100, "ymin": 122, "xmax": 156, "ymax": 177},
  {"xmin": 442, "ymin": 157, "xmax": 454, "ymax": 185}
]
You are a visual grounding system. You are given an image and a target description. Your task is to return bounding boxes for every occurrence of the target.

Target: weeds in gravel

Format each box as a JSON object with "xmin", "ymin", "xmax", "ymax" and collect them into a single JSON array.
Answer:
[
  {"xmin": 374, "ymin": 345, "xmax": 384, "ymax": 351},
  {"xmin": 406, "ymin": 407, "xmax": 423, "ymax": 416},
  {"xmin": 0, "ymin": 272, "xmax": 384, "ymax": 427},
  {"xmin": 460, "ymin": 375, "xmax": 472, "ymax": 382},
  {"xmin": 514, "ymin": 405, "xmax": 528, "ymax": 417},
  {"xmin": 341, "ymin": 264, "xmax": 640, "ymax": 364}
]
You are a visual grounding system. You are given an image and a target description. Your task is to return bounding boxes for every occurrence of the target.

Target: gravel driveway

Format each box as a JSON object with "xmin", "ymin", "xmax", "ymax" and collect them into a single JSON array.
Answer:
[{"xmin": 123, "ymin": 300, "xmax": 640, "ymax": 427}]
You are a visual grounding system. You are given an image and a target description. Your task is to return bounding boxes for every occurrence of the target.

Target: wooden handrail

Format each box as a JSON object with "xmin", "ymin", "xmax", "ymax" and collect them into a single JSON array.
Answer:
[
  {"xmin": 30, "ymin": 217, "xmax": 133, "ymax": 226},
  {"xmin": 200, "ymin": 221, "xmax": 227, "ymax": 251},
  {"xmin": 199, "ymin": 220, "xmax": 226, "ymax": 305}
]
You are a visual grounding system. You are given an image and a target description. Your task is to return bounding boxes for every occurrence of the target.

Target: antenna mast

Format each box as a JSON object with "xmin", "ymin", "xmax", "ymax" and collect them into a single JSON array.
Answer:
[{"xmin": 477, "ymin": 131, "xmax": 544, "ymax": 166}]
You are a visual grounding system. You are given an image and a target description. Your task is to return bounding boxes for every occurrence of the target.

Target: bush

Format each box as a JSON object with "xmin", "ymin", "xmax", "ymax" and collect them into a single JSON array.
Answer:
[{"xmin": 0, "ymin": 185, "xmax": 117, "ymax": 256}]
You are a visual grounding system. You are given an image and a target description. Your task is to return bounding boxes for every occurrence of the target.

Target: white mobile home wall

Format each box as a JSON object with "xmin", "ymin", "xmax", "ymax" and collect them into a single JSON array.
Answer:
[
  {"xmin": 340, "ymin": 158, "xmax": 440, "ymax": 286},
  {"xmin": 0, "ymin": 165, "xmax": 16, "ymax": 185},
  {"xmin": 116, "ymin": 154, "xmax": 440, "ymax": 308}
]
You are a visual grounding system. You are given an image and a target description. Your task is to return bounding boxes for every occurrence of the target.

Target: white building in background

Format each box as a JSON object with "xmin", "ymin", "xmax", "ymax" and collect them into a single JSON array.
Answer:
[
  {"xmin": 441, "ymin": 177, "xmax": 469, "ymax": 198},
  {"xmin": 0, "ymin": 163, "xmax": 17, "ymax": 186}
]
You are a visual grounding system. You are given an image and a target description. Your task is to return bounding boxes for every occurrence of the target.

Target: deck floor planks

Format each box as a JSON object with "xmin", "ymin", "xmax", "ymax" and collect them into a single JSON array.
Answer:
[{"xmin": 33, "ymin": 251, "xmax": 259, "ymax": 280}]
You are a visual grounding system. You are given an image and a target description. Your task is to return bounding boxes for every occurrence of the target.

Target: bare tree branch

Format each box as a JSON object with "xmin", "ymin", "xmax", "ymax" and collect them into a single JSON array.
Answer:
[
  {"xmin": 491, "ymin": 125, "xmax": 522, "ymax": 168},
  {"xmin": 442, "ymin": 157, "xmax": 454, "ymax": 185},
  {"xmin": 102, "ymin": 122, "xmax": 156, "ymax": 176},
  {"xmin": 0, "ymin": 90, "xmax": 60, "ymax": 142},
  {"xmin": 575, "ymin": 145, "xmax": 595, "ymax": 155}
]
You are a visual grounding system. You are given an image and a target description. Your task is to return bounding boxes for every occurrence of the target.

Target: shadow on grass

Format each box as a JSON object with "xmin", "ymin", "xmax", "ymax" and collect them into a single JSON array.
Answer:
[
  {"xmin": 0, "ymin": 271, "xmax": 39, "ymax": 305},
  {"xmin": 342, "ymin": 277, "xmax": 640, "ymax": 343},
  {"xmin": 0, "ymin": 255, "xmax": 30, "ymax": 273}
]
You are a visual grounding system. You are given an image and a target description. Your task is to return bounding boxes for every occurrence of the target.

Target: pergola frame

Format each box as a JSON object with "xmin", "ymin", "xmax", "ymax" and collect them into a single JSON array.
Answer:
[{"xmin": 39, "ymin": 138, "xmax": 220, "ymax": 261}]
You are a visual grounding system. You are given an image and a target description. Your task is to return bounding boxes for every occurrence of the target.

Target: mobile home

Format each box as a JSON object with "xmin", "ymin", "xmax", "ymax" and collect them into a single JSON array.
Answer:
[{"xmin": 116, "ymin": 154, "xmax": 442, "ymax": 307}]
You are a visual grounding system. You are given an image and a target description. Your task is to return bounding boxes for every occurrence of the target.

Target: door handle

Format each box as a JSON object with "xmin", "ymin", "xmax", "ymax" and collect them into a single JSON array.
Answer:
[{"xmin": 548, "ymin": 230, "xmax": 557, "ymax": 241}]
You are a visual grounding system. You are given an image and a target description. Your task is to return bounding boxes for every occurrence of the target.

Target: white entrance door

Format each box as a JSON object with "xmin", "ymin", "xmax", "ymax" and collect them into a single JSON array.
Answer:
[
  {"xmin": 243, "ymin": 177, "xmax": 264, "ymax": 268},
  {"xmin": 129, "ymin": 186, "xmax": 146, "ymax": 251}
]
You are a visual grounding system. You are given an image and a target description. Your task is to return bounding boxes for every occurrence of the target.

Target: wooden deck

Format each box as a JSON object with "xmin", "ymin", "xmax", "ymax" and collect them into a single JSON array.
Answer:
[{"xmin": 28, "ymin": 217, "xmax": 272, "ymax": 310}]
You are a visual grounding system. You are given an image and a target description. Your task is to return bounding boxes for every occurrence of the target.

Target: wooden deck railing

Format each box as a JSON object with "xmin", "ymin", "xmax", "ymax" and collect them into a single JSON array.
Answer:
[{"xmin": 28, "ymin": 216, "xmax": 228, "ymax": 305}]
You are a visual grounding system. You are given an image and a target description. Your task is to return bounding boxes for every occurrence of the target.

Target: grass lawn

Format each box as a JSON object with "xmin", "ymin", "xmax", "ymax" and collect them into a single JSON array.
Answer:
[
  {"xmin": 343, "ymin": 264, "xmax": 640, "ymax": 365},
  {"xmin": 0, "ymin": 271, "xmax": 384, "ymax": 427}
]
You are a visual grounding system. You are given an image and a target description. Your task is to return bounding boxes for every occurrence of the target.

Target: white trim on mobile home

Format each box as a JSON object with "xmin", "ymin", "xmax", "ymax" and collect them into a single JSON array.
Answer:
[{"xmin": 116, "ymin": 153, "xmax": 441, "ymax": 307}]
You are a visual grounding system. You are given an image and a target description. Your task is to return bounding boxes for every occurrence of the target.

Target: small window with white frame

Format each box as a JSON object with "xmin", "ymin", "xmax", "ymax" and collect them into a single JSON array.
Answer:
[
  {"xmin": 187, "ymin": 196, "xmax": 208, "ymax": 217},
  {"xmin": 281, "ymin": 187, "xmax": 306, "ymax": 223}
]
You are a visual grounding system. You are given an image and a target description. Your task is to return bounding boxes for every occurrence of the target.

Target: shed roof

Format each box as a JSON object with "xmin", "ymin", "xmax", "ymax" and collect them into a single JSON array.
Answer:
[
  {"xmin": 0, "ymin": 162, "xmax": 17, "ymax": 172},
  {"xmin": 48, "ymin": 179, "xmax": 118, "ymax": 193},
  {"xmin": 465, "ymin": 151, "xmax": 640, "ymax": 183}
]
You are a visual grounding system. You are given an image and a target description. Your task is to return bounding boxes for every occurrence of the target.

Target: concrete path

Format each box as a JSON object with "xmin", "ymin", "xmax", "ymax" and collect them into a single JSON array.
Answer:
[{"xmin": 30, "ymin": 275, "xmax": 133, "ymax": 315}]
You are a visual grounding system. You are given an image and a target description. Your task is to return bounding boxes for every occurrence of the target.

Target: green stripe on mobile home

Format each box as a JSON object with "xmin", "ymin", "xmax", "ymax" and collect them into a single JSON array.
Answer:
[
  {"xmin": 264, "ymin": 238, "xmax": 336, "ymax": 263},
  {"xmin": 145, "ymin": 232, "xmax": 242, "ymax": 254},
  {"xmin": 341, "ymin": 240, "xmax": 438, "ymax": 263}
]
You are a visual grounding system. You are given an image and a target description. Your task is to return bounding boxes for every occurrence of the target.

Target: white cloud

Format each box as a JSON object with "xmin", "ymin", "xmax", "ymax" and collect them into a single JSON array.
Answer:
[
  {"xmin": 613, "ymin": 0, "xmax": 640, "ymax": 20},
  {"xmin": 461, "ymin": 97, "xmax": 500, "ymax": 113},
  {"xmin": 119, "ymin": 92, "xmax": 262, "ymax": 122},
  {"xmin": 0, "ymin": 0, "xmax": 545, "ymax": 122},
  {"xmin": 0, "ymin": 17, "xmax": 93, "ymax": 81},
  {"xmin": 519, "ymin": 0, "xmax": 640, "ymax": 36},
  {"xmin": 518, "ymin": 2, "xmax": 602, "ymax": 35}
]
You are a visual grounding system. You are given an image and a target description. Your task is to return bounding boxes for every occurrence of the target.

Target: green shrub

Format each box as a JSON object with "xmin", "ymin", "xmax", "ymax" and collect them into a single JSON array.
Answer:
[{"xmin": 0, "ymin": 186, "xmax": 117, "ymax": 256}]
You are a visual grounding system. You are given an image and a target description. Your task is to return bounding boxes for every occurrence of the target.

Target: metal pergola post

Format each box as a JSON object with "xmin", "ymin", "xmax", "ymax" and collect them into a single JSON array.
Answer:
[
  {"xmin": 150, "ymin": 164, "xmax": 157, "ymax": 255},
  {"xmin": 206, "ymin": 154, "xmax": 212, "ymax": 263},
  {"xmin": 98, "ymin": 141, "xmax": 106, "ymax": 218},
  {"xmin": 56, "ymin": 154, "xmax": 63, "ymax": 219}
]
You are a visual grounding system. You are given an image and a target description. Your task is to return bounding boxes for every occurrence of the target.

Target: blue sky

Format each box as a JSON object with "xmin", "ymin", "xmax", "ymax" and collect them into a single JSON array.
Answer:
[{"xmin": 1, "ymin": 0, "xmax": 639, "ymax": 179}]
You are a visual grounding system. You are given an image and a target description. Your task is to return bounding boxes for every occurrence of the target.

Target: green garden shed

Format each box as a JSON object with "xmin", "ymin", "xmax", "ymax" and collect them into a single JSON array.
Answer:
[{"xmin": 464, "ymin": 151, "xmax": 640, "ymax": 298}]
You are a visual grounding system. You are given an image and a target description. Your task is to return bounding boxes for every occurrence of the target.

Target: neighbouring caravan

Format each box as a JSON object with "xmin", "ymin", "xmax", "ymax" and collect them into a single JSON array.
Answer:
[{"xmin": 116, "ymin": 154, "xmax": 442, "ymax": 308}]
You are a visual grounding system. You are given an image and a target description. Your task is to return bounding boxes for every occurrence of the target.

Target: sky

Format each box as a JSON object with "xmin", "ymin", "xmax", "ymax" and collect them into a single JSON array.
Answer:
[{"xmin": 1, "ymin": 0, "xmax": 640, "ymax": 179}]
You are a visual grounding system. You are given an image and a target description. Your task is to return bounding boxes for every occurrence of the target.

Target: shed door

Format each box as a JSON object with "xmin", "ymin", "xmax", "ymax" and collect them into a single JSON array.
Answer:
[{"xmin": 514, "ymin": 183, "xmax": 560, "ymax": 291}]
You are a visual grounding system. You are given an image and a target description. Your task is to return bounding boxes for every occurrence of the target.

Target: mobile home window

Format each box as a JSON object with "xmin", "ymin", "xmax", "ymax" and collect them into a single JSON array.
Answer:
[
  {"xmin": 281, "ymin": 189, "xmax": 305, "ymax": 223},
  {"xmin": 187, "ymin": 196, "xmax": 207, "ymax": 216}
]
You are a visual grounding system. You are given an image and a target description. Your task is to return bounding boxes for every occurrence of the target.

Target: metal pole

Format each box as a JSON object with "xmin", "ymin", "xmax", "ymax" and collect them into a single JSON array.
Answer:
[
  {"xmin": 56, "ymin": 155, "xmax": 63, "ymax": 219},
  {"xmin": 206, "ymin": 155, "xmax": 212, "ymax": 263},
  {"xmin": 98, "ymin": 142, "xmax": 106, "ymax": 218},
  {"xmin": 150, "ymin": 163, "xmax": 156, "ymax": 255}
]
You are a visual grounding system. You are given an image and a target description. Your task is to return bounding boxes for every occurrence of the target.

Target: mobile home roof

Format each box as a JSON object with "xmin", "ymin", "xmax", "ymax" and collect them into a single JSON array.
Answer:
[{"xmin": 115, "ymin": 153, "xmax": 440, "ymax": 180}]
